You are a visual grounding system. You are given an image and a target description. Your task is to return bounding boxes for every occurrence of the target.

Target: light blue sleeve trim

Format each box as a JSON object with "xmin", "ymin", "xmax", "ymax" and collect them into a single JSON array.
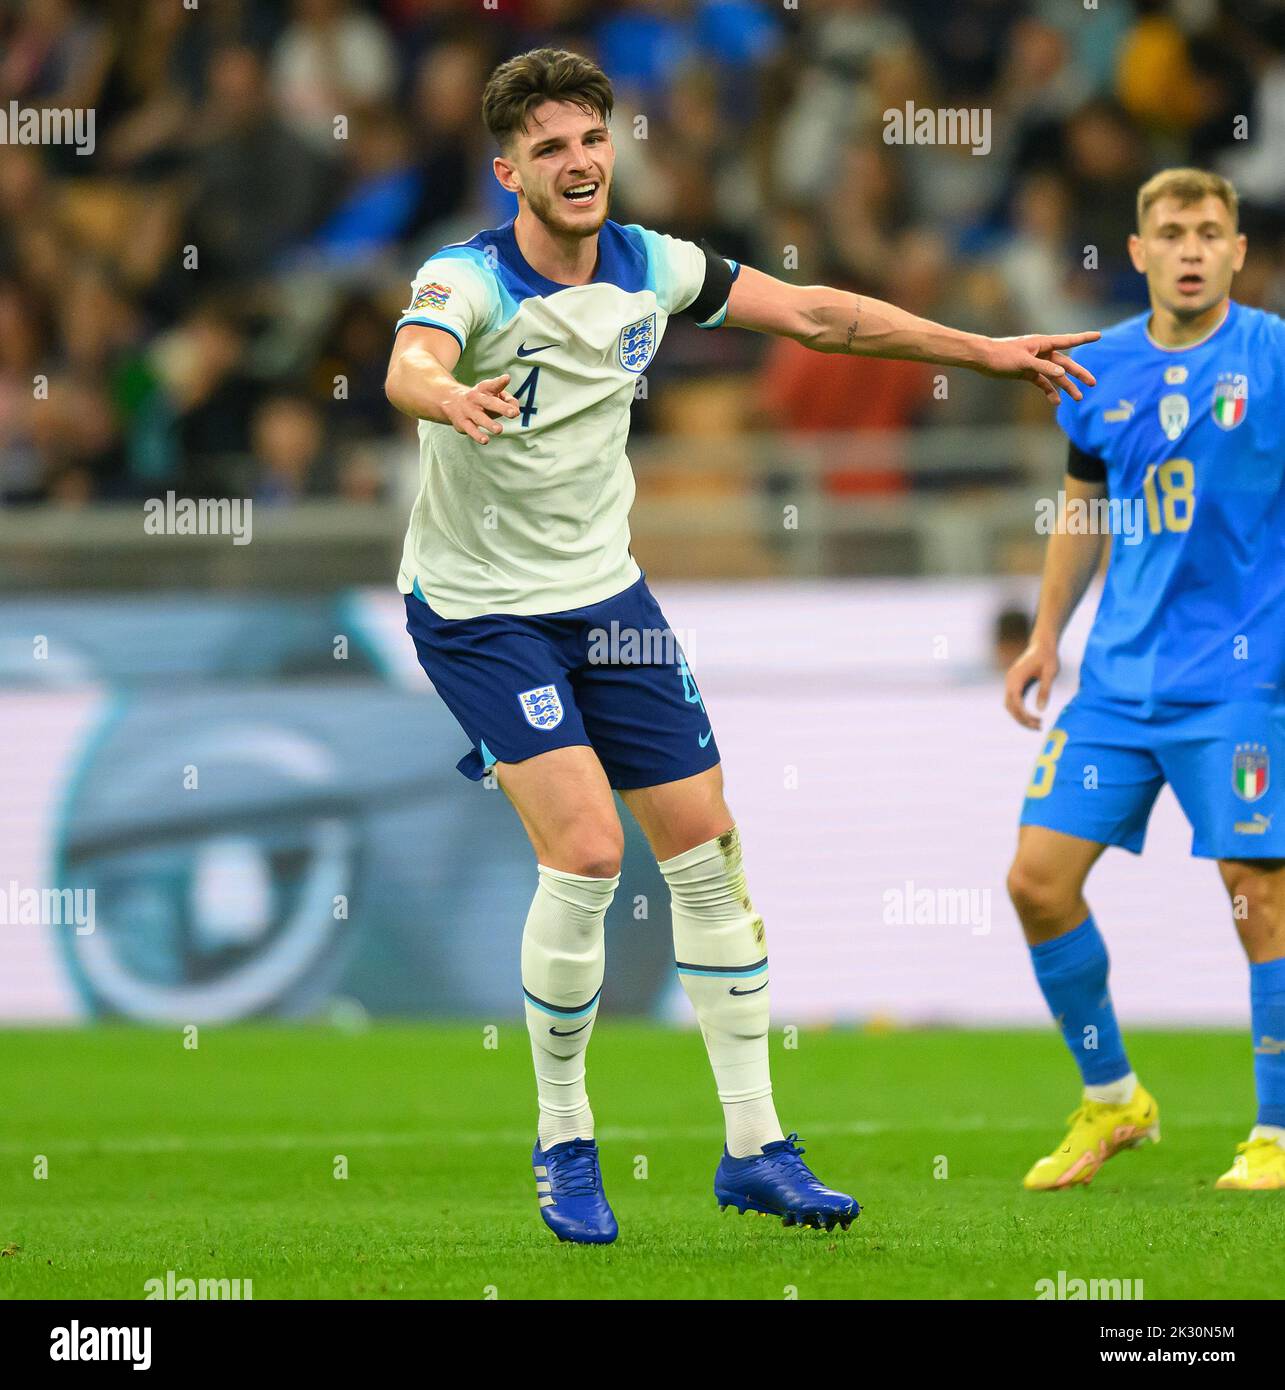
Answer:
[
  {"xmin": 623, "ymin": 224, "xmax": 665, "ymax": 306},
  {"xmin": 429, "ymin": 245, "xmax": 521, "ymax": 331}
]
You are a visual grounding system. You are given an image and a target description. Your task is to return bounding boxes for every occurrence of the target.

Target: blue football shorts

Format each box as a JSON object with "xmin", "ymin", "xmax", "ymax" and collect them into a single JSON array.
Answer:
[
  {"xmin": 1019, "ymin": 693, "xmax": 1285, "ymax": 859},
  {"xmin": 404, "ymin": 572, "xmax": 720, "ymax": 790}
]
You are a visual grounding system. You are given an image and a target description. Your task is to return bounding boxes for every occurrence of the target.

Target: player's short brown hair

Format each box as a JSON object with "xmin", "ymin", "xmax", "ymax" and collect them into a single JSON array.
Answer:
[
  {"xmin": 1136, "ymin": 168, "xmax": 1239, "ymax": 232},
  {"xmin": 482, "ymin": 48, "xmax": 614, "ymax": 152}
]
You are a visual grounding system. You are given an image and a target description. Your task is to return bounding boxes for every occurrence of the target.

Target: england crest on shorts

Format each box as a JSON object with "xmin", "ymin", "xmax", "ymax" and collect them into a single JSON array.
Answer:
[
  {"xmin": 618, "ymin": 313, "xmax": 656, "ymax": 373},
  {"xmin": 1233, "ymin": 742, "xmax": 1269, "ymax": 802},
  {"xmin": 1211, "ymin": 372, "xmax": 1248, "ymax": 430},
  {"xmin": 518, "ymin": 684, "xmax": 564, "ymax": 730}
]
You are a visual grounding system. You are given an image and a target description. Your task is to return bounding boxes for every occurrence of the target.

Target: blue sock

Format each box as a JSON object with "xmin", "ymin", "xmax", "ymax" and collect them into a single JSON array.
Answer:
[
  {"xmin": 1251, "ymin": 958, "xmax": 1285, "ymax": 1128},
  {"xmin": 1029, "ymin": 915, "xmax": 1131, "ymax": 1087}
]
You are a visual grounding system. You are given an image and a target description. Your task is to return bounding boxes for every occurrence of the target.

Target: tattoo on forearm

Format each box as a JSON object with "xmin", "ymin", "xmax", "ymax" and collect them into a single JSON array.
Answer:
[{"xmin": 844, "ymin": 304, "xmax": 861, "ymax": 351}]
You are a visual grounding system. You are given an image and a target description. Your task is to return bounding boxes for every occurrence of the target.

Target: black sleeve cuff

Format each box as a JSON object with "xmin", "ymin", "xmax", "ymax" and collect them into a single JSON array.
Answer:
[
  {"xmin": 680, "ymin": 241, "xmax": 737, "ymax": 324},
  {"xmin": 1066, "ymin": 441, "xmax": 1107, "ymax": 483}
]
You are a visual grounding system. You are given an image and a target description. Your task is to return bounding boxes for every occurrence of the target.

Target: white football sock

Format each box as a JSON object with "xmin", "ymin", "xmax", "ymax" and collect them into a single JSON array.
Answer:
[
  {"xmin": 1250, "ymin": 1123, "xmax": 1285, "ymax": 1149},
  {"xmin": 1084, "ymin": 1072, "xmax": 1138, "ymax": 1106},
  {"xmin": 521, "ymin": 864, "xmax": 619, "ymax": 1149},
  {"xmin": 660, "ymin": 828, "xmax": 784, "ymax": 1158}
]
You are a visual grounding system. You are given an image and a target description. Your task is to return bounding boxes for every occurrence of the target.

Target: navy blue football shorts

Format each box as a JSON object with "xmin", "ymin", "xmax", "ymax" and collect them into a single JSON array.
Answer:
[{"xmin": 404, "ymin": 572, "xmax": 721, "ymax": 790}]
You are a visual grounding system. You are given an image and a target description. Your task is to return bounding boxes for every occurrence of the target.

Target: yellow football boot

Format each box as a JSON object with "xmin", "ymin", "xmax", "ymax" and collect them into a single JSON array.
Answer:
[
  {"xmin": 1023, "ymin": 1084, "xmax": 1161, "ymax": 1190},
  {"xmin": 1215, "ymin": 1136, "xmax": 1285, "ymax": 1190}
]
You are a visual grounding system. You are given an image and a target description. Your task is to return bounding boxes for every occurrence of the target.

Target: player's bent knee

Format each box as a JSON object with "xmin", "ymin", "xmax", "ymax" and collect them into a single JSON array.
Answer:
[
  {"xmin": 553, "ymin": 830, "xmax": 624, "ymax": 881},
  {"xmin": 1006, "ymin": 856, "xmax": 1079, "ymax": 927},
  {"xmin": 570, "ymin": 854, "xmax": 623, "ymax": 880}
]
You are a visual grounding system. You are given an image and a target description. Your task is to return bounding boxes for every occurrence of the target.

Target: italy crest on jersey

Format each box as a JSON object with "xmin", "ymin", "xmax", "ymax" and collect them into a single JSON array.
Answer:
[
  {"xmin": 518, "ymin": 684, "xmax": 564, "ymax": 730},
  {"xmin": 618, "ymin": 313, "xmax": 656, "ymax": 373},
  {"xmin": 1233, "ymin": 743, "xmax": 1269, "ymax": 802},
  {"xmin": 1211, "ymin": 372, "xmax": 1248, "ymax": 430}
]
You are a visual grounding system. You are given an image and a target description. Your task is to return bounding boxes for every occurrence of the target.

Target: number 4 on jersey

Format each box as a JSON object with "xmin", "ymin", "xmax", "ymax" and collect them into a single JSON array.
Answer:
[{"xmin": 512, "ymin": 365, "xmax": 541, "ymax": 427}]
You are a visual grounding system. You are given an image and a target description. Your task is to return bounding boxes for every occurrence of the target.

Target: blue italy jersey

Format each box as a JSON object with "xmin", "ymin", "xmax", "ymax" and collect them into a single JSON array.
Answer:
[{"xmin": 1057, "ymin": 301, "xmax": 1285, "ymax": 706}]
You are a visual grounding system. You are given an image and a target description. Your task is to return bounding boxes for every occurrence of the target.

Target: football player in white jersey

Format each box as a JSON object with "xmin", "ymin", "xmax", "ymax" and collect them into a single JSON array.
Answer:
[{"xmin": 385, "ymin": 47, "xmax": 1099, "ymax": 1244}]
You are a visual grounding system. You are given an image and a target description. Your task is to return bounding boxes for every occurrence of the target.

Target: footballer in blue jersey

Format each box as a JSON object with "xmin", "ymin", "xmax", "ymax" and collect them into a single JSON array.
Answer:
[
  {"xmin": 1006, "ymin": 169, "xmax": 1285, "ymax": 1193},
  {"xmin": 385, "ymin": 47, "xmax": 1102, "ymax": 1242}
]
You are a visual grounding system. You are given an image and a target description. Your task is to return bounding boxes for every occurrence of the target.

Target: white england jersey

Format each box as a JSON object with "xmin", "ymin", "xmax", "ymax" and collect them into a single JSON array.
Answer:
[{"xmin": 394, "ymin": 217, "xmax": 739, "ymax": 619}]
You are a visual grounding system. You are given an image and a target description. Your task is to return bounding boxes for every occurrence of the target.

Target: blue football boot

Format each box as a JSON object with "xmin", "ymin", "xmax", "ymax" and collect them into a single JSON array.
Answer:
[
  {"xmin": 532, "ymin": 1138, "xmax": 619, "ymax": 1244},
  {"xmin": 715, "ymin": 1133, "xmax": 860, "ymax": 1231}
]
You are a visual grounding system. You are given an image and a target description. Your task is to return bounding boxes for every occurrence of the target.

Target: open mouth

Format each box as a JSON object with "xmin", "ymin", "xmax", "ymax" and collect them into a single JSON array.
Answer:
[
  {"xmin": 1176, "ymin": 274, "xmax": 1205, "ymax": 295},
  {"xmin": 562, "ymin": 181, "xmax": 599, "ymax": 206}
]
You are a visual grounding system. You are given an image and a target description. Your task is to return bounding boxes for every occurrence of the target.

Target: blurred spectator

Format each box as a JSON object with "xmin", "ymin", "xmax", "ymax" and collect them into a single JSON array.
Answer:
[
  {"xmin": 1218, "ymin": 15, "xmax": 1285, "ymax": 213},
  {"xmin": 998, "ymin": 171, "xmax": 1101, "ymax": 331},
  {"xmin": 753, "ymin": 252, "xmax": 935, "ymax": 497},
  {"xmin": 302, "ymin": 106, "xmax": 420, "ymax": 266},
  {"xmin": 822, "ymin": 139, "xmax": 914, "ymax": 290},
  {"xmin": 405, "ymin": 37, "xmax": 490, "ymax": 244},
  {"xmin": 0, "ymin": 0, "xmax": 112, "ymax": 111},
  {"xmin": 993, "ymin": 605, "xmax": 1033, "ymax": 672},
  {"xmin": 1115, "ymin": 0, "xmax": 1205, "ymax": 133},
  {"xmin": 1062, "ymin": 99, "xmax": 1150, "ymax": 309},
  {"xmin": 271, "ymin": 0, "xmax": 398, "ymax": 152},
  {"xmin": 312, "ymin": 293, "xmax": 400, "ymax": 441},
  {"xmin": 250, "ymin": 393, "xmax": 331, "ymax": 504},
  {"xmin": 151, "ymin": 305, "xmax": 259, "ymax": 495},
  {"xmin": 772, "ymin": 0, "xmax": 916, "ymax": 206},
  {"xmin": 186, "ymin": 45, "xmax": 335, "ymax": 285},
  {"xmin": 336, "ymin": 441, "xmax": 388, "ymax": 504},
  {"xmin": 593, "ymin": 0, "xmax": 697, "ymax": 107}
]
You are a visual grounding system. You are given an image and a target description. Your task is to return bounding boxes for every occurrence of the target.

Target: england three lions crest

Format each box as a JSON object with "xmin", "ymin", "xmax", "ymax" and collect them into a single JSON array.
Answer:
[
  {"xmin": 518, "ymin": 684, "xmax": 564, "ymax": 730},
  {"xmin": 618, "ymin": 313, "xmax": 656, "ymax": 373}
]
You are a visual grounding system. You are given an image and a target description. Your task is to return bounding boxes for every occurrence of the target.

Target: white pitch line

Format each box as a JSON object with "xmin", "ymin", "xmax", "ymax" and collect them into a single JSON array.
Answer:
[{"xmin": 0, "ymin": 1114, "xmax": 1247, "ymax": 1157}]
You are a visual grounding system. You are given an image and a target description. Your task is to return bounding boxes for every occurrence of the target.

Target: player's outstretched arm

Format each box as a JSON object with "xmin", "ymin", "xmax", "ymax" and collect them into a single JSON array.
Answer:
[
  {"xmin": 385, "ymin": 324, "xmax": 519, "ymax": 445},
  {"xmin": 724, "ymin": 266, "xmax": 1100, "ymax": 404},
  {"xmin": 1003, "ymin": 475, "xmax": 1108, "ymax": 730}
]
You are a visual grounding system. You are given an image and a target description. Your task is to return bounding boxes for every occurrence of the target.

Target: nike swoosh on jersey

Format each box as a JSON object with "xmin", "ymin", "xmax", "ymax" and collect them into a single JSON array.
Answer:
[
  {"xmin": 516, "ymin": 342, "xmax": 557, "ymax": 357},
  {"xmin": 698, "ymin": 729, "xmax": 713, "ymax": 747},
  {"xmin": 729, "ymin": 980, "xmax": 768, "ymax": 996},
  {"xmin": 1103, "ymin": 399, "xmax": 1134, "ymax": 422}
]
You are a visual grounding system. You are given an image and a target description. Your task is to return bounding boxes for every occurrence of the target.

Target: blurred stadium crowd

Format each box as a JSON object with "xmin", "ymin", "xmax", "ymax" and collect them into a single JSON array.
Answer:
[{"xmin": 1, "ymin": 0, "xmax": 1284, "ymax": 510}]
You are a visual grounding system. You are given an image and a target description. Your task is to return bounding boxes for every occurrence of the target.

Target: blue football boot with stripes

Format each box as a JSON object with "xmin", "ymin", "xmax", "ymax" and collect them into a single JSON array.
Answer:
[
  {"xmin": 532, "ymin": 1138, "xmax": 619, "ymax": 1244},
  {"xmin": 715, "ymin": 1133, "xmax": 859, "ymax": 1231}
]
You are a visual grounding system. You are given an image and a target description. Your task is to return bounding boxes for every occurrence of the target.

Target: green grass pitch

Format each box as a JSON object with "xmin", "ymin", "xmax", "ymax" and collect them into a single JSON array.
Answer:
[{"xmin": 1, "ymin": 1023, "xmax": 1282, "ymax": 1300}]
